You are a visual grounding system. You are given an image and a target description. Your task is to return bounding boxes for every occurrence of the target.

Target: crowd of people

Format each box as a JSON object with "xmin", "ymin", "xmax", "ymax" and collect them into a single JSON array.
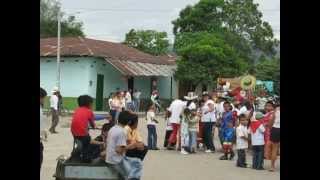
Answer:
[
  {"xmin": 41, "ymin": 87, "xmax": 146, "ymax": 179},
  {"xmin": 108, "ymin": 89, "xmax": 144, "ymax": 122},
  {"xmin": 40, "ymin": 86, "xmax": 280, "ymax": 179},
  {"xmin": 163, "ymin": 91, "xmax": 280, "ymax": 172}
]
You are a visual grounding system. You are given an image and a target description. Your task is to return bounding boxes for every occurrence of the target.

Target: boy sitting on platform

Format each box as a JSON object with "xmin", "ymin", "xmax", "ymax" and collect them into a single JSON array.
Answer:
[{"xmin": 106, "ymin": 111, "xmax": 143, "ymax": 180}]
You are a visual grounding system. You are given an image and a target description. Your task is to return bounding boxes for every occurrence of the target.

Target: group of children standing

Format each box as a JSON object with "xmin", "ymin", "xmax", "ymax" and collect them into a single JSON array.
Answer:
[
  {"xmin": 158, "ymin": 92, "xmax": 280, "ymax": 172},
  {"xmin": 235, "ymin": 103, "xmax": 280, "ymax": 172}
]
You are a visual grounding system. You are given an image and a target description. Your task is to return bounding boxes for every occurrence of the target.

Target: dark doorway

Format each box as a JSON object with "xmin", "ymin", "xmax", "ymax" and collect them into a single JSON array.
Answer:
[
  {"xmin": 128, "ymin": 77, "xmax": 134, "ymax": 93},
  {"xmin": 95, "ymin": 74, "xmax": 104, "ymax": 111}
]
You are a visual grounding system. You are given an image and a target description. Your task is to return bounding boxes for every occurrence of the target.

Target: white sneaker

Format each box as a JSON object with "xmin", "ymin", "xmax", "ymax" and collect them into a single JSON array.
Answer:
[
  {"xmin": 205, "ymin": 149, "xmax": 213, "ymax": 153},
  {"xmin": 181, "ymin": 149, "xmax": 189, "ymax": 155}
]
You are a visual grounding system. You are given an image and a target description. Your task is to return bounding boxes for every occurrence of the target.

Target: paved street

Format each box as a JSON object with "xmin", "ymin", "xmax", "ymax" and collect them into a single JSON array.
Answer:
[{"xmin": 41, "ymin": 115, "xmax": 280, "ymax": 180}]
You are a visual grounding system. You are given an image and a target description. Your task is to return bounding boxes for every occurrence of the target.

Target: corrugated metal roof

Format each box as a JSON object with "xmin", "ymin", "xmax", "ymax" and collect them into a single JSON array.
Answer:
[
  {"xmin": 105, "ymin": 58, "xmax": 176, "ymax": 77},
  {"xmin": 40, "ymin": 37, "xmax": 176, "ymax": 65}
]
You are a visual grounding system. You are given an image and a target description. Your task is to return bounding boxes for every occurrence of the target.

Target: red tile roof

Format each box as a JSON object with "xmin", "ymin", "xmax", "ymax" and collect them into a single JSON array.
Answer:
[{"xmin": 40, "ymin": 37, "xmax": 176, "ymax": 65}]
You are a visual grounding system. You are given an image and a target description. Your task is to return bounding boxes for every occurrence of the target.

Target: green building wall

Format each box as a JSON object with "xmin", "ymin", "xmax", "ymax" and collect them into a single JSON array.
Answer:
[{"xmin": 40, "ymin": 56, "xmax": 178, "ymax": 111}]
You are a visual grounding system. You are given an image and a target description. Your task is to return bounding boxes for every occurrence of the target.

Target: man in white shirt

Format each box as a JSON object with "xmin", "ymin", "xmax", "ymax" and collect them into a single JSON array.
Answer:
[
  {"xmin": 167, "ymin": 98, "xmax": 187, "ymax": 150},
  {"xmin": 201, "ymin": 93, "xmax": 216, "ymax": 153},
  {"xmin": 40, "ymin": 87, "xmax": 47, "ymax": 171},
  {"xmin": 49, "ymin": 87, "xmax": 59, "ymax": 134}
]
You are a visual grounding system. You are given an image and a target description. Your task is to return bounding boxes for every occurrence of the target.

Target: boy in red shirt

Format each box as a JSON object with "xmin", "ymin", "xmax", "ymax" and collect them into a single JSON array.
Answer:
[{"xmin": 71, "ymin": 95, "xmax": 104, "ymax": 162}]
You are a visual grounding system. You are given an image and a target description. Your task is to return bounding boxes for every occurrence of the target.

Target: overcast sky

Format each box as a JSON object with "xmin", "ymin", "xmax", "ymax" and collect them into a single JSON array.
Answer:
[{"xmin": 60, "ymin": 0, "xmax": 280, "ymax": 43}]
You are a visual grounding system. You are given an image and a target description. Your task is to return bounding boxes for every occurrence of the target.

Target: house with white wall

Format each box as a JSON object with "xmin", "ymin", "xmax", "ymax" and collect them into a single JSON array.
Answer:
[{"xmin": 40, "ymin": 37, "xmax": 178, "ymax": 111}]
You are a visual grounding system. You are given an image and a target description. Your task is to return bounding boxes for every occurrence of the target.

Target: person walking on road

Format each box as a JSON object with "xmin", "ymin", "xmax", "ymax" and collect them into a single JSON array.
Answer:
[{"xmin": 49, "ymin": 87, "xmax": 59, "ymax": 134}]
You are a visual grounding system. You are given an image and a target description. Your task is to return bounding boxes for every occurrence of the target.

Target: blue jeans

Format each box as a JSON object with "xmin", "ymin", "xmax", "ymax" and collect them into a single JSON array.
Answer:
[
  {"xmin": 147, "ymin": 125, "xmax": 157, "ymax": 149},
  {"xmin": 188, "ymin": 130, "xmax": 197, "ymax": 151},
  {"xmin": 203, "ymin": 122, "xmax": 215, "ymax": 151},
  {"xmin": 115, "ymin": 111, "xmax": 120, "ymax": 124},
  {"xmin": 110, "ymin": 110, "xmax": 117, "ymax": 123},
  {"xmin": 112, "ymin": 156, "xmax": 143, "ymax": 179},
  {"xmin": 252, "ymin": 145, "xmax": 264, "ymax": 169}
]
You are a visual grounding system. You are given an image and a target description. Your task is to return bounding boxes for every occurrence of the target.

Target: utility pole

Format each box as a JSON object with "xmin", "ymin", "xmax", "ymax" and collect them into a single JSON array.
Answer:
[{"xmin": 56, "ymin": 11, "xmax": 61, "ymax": 90}]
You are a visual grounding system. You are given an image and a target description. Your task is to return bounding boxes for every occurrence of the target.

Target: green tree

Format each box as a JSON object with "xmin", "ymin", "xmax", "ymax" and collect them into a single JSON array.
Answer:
[
  {"xmin": 40, "ymin": 0, "xmax": 84, "ymax": 38},
  {"xmin": 124, "ymin": 29, "xmax": 169, "ymax": 55},
  {"xmin": 172, "ymin": 0, "xmax": 280, "ymax": 87},
  {"xmin": 174, "ymin": 32, "xmax": 248, "ymax": 89},
  {"xmin": 172, "ymin": 0, "xmax": 278, "ymax": 60},
  {"xmin": 255, "ymin": 56, "xmax": 280, "ymax": 94}
]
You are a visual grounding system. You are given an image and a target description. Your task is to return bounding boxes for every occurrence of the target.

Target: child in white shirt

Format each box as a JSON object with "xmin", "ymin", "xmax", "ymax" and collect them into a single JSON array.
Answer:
[
  {"xmin": 248, "ymin": 112, "xmax": 266, "ymax": 170},
  {"xmin": 146, "ymin": 104, "xmax": 159, "ymax": 150},
  {"xmin": 236, "ymin": 114, "xmax": 249, "ymax": 168}
]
